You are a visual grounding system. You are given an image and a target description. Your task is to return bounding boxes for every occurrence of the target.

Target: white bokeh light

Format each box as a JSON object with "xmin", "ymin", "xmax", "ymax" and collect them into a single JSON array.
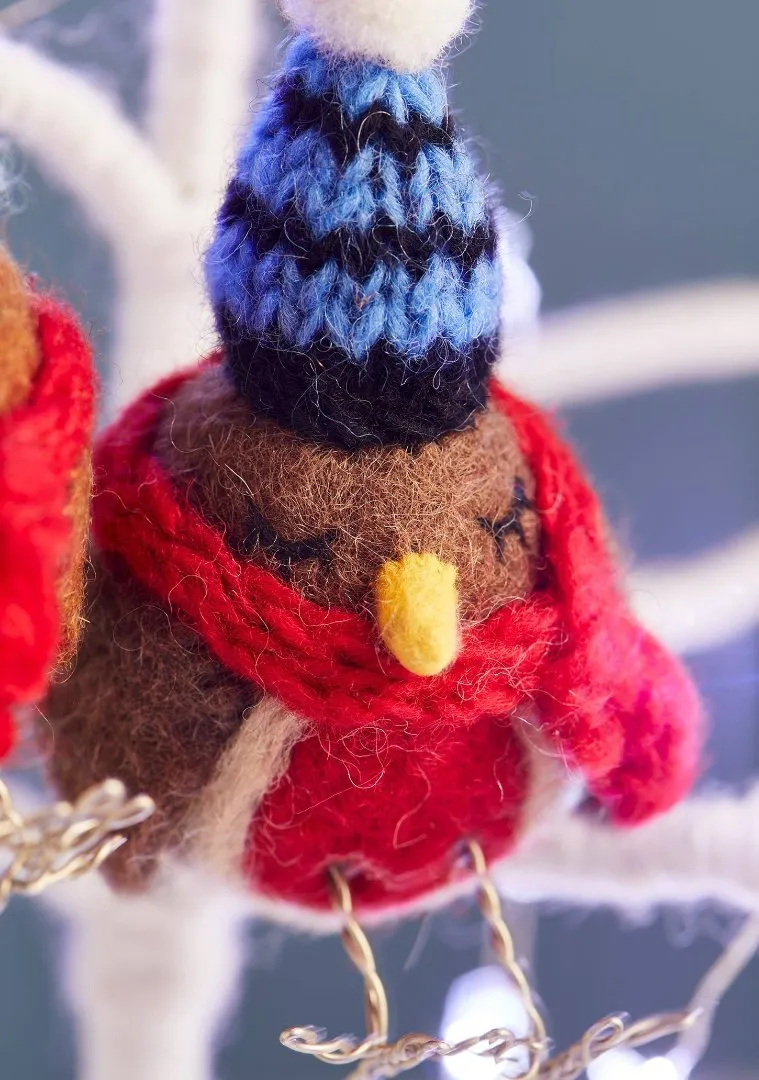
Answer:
[
  {"xmin": 637, "ymin": 1059, "xmax": 681, "ymax": 1080},
  {"xmin": 440, "ymin": 973, "xmax": 687, "ymax": 1080},
  {"xmin": 588, "ymin": 1049, "xmax": 682, "ymax": 1080},
  {"xmin": 588, "ymin": 1048, "xmax": 647, "ymax": 1080},
  {"xmin": 440, "ymin": 966, "xmax": 530, "ymax": 1080}
]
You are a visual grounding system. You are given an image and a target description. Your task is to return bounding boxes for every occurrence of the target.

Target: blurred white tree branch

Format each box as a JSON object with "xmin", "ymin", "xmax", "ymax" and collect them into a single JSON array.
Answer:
[
  {"xmin": 630, "ymin": 526, "xmax": 759, "ymax": 656},
  {"xmin": 0, "ymin": 35, "xmax": 184, "ymax": 249},
  {"xmin": 502, "ymin": 785, "xmax": 759, "ymax": 915},
  {"xmin": 505, "ymin": 279, "xmax": 759, "ymax": 407},
  {"xmin": 147, "ymin": 0, "xmax": 267, "ymax": 218},
  {"xmin": 0, "ymin": 0, "xmax": 271, "ymax": 412}
]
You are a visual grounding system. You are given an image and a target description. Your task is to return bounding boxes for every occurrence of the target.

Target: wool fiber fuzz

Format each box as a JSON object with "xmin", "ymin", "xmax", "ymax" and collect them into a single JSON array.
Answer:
[
  {"xmin": 0, "ymin": 280, "xmax": 94, "ymax": 754},
  {"xmin": 206, "ymin": 36, "xmax": 501, "ymax": 450},
  {"xmin": 280, "ymin": 0, "xmax": 475, "ymax": 73},
  {"xmin": 38, "ymin": 11, "xmax": 703, "ymax": 921},
  {"xmin": 41, "ymin": 355, "xmax": 702, "ymax": 909},
  {"xmin": 154, "ymin": 364, "xmax": 537, "ymax": 623},
  {"xmin": 0, "ymin": 247, "xmax": 38, "ymax": 413}
]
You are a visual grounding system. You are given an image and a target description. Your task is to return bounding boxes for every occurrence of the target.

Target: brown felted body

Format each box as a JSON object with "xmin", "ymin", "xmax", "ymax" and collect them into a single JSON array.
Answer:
[
  {"xmin": 155, "ymin": 365, "xmax": 540, "ymax": 624},
  {"xmin": 36, "ymin": 0, "xmax": 702, "ymax": 909},
  {"xmin": 44, "ymin": 553, "xmax": 261, "ymax": 889},
  {"xmin": 55, "ymin": 450, "xmax": 92, "ymax": 669},
  {"xmin": 0, "ymin": 245, "xmax": 38, "ymax": 414}
]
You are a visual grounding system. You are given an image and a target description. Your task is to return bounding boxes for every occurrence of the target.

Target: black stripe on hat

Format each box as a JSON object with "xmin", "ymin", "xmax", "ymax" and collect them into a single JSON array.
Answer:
[
  {"xmin": 270, "ymin": 73, "xmax": 457, "ymax": 167},
  {"xmin": 219, "ymin": 311, "xmax": 497, "ymax": 451},
  {"xmin": 218, "ymin": 185, "xmax": 497, "ymax": 282}
]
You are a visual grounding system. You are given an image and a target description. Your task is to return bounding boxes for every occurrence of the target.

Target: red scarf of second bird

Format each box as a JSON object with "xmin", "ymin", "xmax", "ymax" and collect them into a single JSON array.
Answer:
[
  {"xmin": 0, "ymin": 297, "xmax": 94, "ymax": 756},
  {"xmin": 92, "ymin": 355, "xmax": 701, "ymax": 908}
]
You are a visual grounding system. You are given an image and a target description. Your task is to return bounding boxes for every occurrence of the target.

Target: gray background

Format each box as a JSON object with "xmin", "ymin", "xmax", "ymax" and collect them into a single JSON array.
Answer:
[{"xmin": 0, "ymin": 0, "xmax": 757, "ymax": 1076}]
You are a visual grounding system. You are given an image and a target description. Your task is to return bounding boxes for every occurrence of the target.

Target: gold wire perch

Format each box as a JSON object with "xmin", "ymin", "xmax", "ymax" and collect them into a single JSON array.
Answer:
[
  {"xmin": 281, "ymin": 839, "xmax": 709, "ymax": 1080},
  {"xmin": 0, "ymin": 777, "xmax": 155, "ymax": 912},
  {"xmin": 281, "ymin": 864, "xmax": 391, "ymax": 1068}
]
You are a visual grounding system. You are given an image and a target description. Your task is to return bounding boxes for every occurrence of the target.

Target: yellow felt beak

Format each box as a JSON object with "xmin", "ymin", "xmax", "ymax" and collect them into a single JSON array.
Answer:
[{"xmin": 375, "ymin": 552, "xmax": 459, "ymax": 677}]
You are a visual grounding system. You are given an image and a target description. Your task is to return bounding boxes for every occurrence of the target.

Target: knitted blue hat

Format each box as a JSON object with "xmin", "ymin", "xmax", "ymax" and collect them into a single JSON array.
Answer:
[{"xmin": 206, "ymin": 16, "xmax": 501, "ymax": 450}]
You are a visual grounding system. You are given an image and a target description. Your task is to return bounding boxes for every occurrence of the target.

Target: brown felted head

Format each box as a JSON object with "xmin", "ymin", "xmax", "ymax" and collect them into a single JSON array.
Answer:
[{"xmin": 154, "ymin": 364, "xmax": 540, "ymax": 627}]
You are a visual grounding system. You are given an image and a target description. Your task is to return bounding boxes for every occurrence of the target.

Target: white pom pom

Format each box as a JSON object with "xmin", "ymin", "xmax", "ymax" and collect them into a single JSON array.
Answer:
[{"xmin": 281, "ymin": 0, "xmax": 476, "ymax": 72}]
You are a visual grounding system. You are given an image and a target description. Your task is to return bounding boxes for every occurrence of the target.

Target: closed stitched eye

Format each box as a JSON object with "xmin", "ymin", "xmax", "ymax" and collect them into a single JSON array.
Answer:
[
  {"xmin": 239, "ymin": 505, "xmax": 338, "ymax": 581},
  {"xmin": 477, "ymin": 477, "xmax": 535, "ymax": 562}
]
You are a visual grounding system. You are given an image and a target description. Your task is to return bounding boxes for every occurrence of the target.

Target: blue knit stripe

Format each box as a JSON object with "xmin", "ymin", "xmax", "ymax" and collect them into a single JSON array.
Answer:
[
  {"xmin": 226, "ymin": 35, "xmax": 489, "ymax": 243},
  {"xmin": 206, "ymin": 31, "xmax": 502, "ymax": 401},
  {"xmin": 232, "ymin": 128, "xmax": 490, "ymax": 240},
  {"xmin": 207, "ymin": 243, "xmax": 501, "ymax": 360}
]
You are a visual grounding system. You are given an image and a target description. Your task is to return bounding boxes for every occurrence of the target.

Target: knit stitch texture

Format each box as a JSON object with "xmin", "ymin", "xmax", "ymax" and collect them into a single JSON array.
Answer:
[
  {"xmin": 0, "ymin": 294, "xmax": 95, "ymax": 755},
  {"xmin": 206, "ymin": 36, "xmax": 500, "ymax": 450}
]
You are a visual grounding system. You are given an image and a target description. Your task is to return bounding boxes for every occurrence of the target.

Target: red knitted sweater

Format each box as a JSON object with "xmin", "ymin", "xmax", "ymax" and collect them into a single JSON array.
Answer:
[
  {"xmin": 92, "ymin": 358, "xmax": 702, "ymax": 910},
  {"xmin": 0, "ymin": 296, "xmax": 94, "ymax": 758}
]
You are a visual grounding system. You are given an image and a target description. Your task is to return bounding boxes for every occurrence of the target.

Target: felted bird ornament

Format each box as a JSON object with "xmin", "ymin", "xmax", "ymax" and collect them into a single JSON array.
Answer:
[
  {"xmin": 0, "ymin": 245, "xmax": 94, "ymax": 758},
  {"xmin": 43, "ymin": 0, "xmax": 702, "ymax": 923}
]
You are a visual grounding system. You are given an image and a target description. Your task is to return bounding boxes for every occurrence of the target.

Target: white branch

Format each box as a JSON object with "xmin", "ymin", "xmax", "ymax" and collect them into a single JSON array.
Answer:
[
  {"xmin": 41, "ymin": 789, "xmax": 759, "ymax": 936},
  {"xmin": 62, "ymin": 867, "xmax": 249, "ymax": 1080},
  {"xmin": 630, "ymin": 527, "xmax": 759, "ymax": 655},
  {"xmin": 500, "ymin": 786, "xmax": 759, "ymax": 915},
  {"xmin": 504, "ymin": 279, "xmax": 759, "ymax": 407},
  {"xmin": 0, "ymin": 34, "xmax": 185, "ymax": 256},
  {"xmin": 107, "ymin": 263, "xmax": 215, "ymax": 420},
  {"xmin": 147, "ymin": 0, "xmax": 269, "ymax": 219}
]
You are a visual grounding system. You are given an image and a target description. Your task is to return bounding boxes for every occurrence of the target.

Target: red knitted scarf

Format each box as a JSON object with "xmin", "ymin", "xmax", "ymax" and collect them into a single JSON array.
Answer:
[
  {"xmin": 0, "ymin": 295, "xmax": 94, "ymax": 756},
  {"xmin": 92, "ymin": 358, "xmax": 701, "ymax": 808}
]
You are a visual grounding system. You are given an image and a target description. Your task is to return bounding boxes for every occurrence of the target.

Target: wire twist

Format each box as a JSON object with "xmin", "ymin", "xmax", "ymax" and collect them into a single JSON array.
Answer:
[
  {"xmin": 281, "ymin": 841, "xmax": 550, "ymax": 1078},
  {"xmin": 0, "ymin": 777, "xmax": 155, "ymax": 911},
  {"xmin": 282, "ymin": 865, "xmax": 390, "ymax": 1066},
  {"xmin": 281, "ymin": 838, "xmax": 756, "ymax": 1080},
  {"xmin": 468, "ymin": 839, "xmax": 548, "ymax": 1076}
]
